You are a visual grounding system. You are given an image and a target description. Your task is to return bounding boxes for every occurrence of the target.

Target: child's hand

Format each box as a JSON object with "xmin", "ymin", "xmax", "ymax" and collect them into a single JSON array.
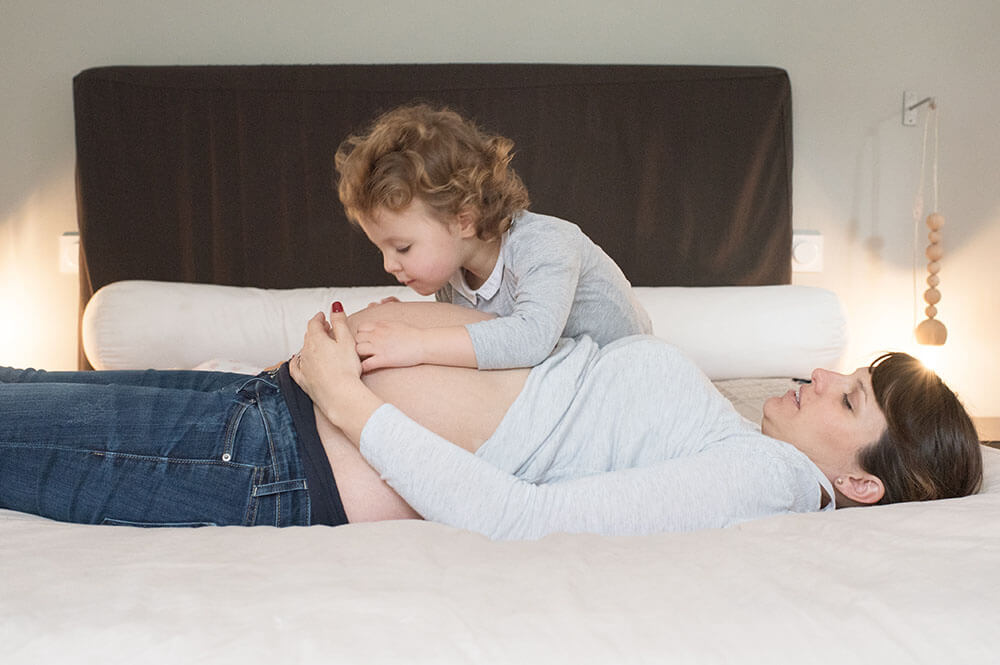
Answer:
[
  {"xmin": 355, "ymin": 320, "xmax": 425, "ymax": 373},
  {"xmin": 366, "ymin": 296, "xmax": 400, "ymax": 309}
]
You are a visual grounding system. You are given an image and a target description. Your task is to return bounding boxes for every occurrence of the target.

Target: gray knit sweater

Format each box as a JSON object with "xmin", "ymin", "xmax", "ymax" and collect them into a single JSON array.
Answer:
[
  {"xmin": 360, "ymin": 335, "xmax": 835, "ymax": 540},
  {"xmin": 435, "ymin": 211, "xmax": 652, "ymax": 369}
]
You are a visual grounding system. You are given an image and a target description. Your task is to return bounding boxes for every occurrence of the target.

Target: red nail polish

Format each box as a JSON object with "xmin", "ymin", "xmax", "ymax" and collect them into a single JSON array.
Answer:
[{"xmin": 331, "ymin": 301, "xmax": 344, "ymax": 313}]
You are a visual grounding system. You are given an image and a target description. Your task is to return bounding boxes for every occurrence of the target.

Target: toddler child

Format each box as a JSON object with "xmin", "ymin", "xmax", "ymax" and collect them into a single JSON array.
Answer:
[{"xmin": 334, "ymin": 103, "xmax": 651, "ymax": 372}]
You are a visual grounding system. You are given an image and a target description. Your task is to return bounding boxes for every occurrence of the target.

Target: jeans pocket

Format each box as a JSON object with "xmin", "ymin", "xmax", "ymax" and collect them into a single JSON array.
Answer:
[{"xmin": 101, "ymin": 517, "xmax": 218, "ymax": 527}]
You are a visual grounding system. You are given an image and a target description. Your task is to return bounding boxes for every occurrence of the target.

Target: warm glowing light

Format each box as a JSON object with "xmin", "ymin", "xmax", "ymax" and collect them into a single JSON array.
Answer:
[
  {"xmin": 907, "ymin": 339, "xmax": 945, "ymax": 374},
  {"xmin": 0, "ymin": 270, "xmax": 35, "ymax": 367},
  {"xmin": 1, "ymin": 172, "xmax": 81, "ymax": 370}
]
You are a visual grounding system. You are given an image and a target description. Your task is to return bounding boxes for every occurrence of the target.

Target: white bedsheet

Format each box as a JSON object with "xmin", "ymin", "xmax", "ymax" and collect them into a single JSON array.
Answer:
[
  {"xmin": 3, "ymin": 379, "xmax": 998, "ymax": 665},
  {"xmin": 3, "ymin": 449, "xmax": 998, "ymax": 664}
]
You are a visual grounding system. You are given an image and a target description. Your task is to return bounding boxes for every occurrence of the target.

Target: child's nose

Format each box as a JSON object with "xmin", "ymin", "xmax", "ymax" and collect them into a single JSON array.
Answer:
[{"xmin": 383, "ymin": 254, "xmax": 400, "ymax": 273}]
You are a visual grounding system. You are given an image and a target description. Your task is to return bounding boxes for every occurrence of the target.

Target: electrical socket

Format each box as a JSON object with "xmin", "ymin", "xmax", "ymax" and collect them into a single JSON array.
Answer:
[{"xmin": 792, "ymin": 230, "xmax": 823, "ymax": 273}]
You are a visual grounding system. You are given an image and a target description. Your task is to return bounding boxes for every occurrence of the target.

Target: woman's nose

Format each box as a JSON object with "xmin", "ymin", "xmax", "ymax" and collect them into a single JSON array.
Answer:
[
  {"xmin": 811, "ymin": 367, "xmax": 846, "ymax": 393},
  {"xmin": 811, "ymin": 367, "xmax": 830, "ymax": 389}
]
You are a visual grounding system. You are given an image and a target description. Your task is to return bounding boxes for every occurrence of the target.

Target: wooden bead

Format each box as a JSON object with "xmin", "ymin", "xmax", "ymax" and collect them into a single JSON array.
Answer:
[
  {"xmin": 927, "ymin": 261, "xmax": 941, "ymax": 274},
  {"xmin": 925, "ymin": 304, "xmax": 938, "ymax": 318},
  {"xmin": 928, "ymin": 230, "xmax": 942, "ymax": 244},
  {"xmin": 927, "ymin": 274, "xmax": 940, "ymax": 287},
  {"xmin": 925, "ymin": 244, "xmax": 944, "ymax": 261},
  {"xmin": 915, "ymin": 318, "xmax": 947, "ymax": 345},
  {"xmin": 923, "ymin": 287, "xmax": 941, "ymax": 305},
  {"xmin": 926, "ymin": 213, "xmax": 945, "ymax": 230}
]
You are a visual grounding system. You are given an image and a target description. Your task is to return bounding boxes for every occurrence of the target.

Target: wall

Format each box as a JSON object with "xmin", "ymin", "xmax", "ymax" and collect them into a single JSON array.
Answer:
[{"xmin": 2, "ymin": 0, "xmax": 998, "ymax": 415}]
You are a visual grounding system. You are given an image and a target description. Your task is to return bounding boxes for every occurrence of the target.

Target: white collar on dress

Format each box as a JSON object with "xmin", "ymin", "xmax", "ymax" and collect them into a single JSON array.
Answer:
[{"xmin": 448, "ymin": 228, "xmax": 509, "ymax": 304}]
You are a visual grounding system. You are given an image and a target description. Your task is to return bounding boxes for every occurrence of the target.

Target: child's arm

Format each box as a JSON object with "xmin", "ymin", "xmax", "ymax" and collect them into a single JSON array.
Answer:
[
  {"xmin": 356, "ymin": 243, "xmax": 580, "ymax": 372},
  {"xmin": 464, "ymin": 218, "xmax": 583, "ymax": 369},
  {"xmin": 464, "ymin": 214, "xmax": 649, "ymax": 369},
  {"xmin": 355, "ymin": 321, "xmax": 478, "ymax": 372},
  {"xmin": 465, "ymin": 260, "xmax": 578, "ymax": 369}
]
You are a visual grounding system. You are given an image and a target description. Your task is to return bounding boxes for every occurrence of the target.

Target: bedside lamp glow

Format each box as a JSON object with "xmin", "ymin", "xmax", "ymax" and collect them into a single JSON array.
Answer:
[{"xmin": 0, "ymin": 289, "xmax": 29, "ymax": 367}]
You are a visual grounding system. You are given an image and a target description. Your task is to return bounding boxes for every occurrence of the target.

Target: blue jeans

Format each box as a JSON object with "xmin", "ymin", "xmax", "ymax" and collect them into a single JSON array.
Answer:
[{"xmin": 0, "ymin": 367, "xmax": 311, "ymax": 527}]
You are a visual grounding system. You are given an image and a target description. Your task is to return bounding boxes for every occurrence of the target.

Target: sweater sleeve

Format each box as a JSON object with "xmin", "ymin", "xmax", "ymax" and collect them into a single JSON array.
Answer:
[
  {"xmin": 360, "ymin": 404, "xmax": 815, "ymax": 540},
  {"xmin": 465, "ymin": 221, "xmax": 582, "ymax": 369}
]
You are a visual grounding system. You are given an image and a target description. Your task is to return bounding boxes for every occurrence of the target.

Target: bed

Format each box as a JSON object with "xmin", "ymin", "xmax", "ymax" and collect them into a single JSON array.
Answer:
[{"xmin": 3, "ymin": 65, "xmax": 999, "ymax": 664}]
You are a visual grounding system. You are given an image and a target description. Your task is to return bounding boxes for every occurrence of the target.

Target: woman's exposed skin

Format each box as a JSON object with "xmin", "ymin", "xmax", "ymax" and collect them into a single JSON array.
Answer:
[{"xmin": 312, "ymin": 302, "xmax": 528, "ymax": 522}]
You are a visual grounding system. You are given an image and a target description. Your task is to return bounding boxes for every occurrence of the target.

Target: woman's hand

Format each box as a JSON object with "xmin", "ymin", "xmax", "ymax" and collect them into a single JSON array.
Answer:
[
  {"xmin": 355, "ymin": 320, "xmax": 426, "ymax": 372},
  {"xmin": 289, "ymin": 303, "xmax": 384, "ymax": 442},
  {"xmin": 290, "ymin": 310, "xmax": 360, "ymax": 394}
]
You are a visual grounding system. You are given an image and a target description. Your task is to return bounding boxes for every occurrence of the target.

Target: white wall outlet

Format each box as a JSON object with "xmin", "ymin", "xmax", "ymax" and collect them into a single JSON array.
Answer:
[
  {"xmin": 792, "ymin": 230, "xmax": 823, "ymax": 273},
  {"xmin": 59, "ymin": 231, "xmax": 80, "ymax": 273}
]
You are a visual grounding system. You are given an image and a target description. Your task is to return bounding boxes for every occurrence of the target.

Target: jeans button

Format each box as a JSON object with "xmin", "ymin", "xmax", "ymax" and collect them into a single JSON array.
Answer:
[{"xmin": 221, "ymin": 453, "xmax": 232, "ymax": 462}]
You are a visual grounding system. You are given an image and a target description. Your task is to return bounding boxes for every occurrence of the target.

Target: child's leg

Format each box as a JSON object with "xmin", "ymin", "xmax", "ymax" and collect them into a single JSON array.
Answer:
[{"xmin": 0, "ymin": 375, "xmax": 307, "ymax": 527}]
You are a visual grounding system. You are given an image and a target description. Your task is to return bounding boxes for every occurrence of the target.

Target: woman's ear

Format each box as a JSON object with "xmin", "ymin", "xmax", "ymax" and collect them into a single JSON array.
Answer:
[{"xmin": 834, "ymin": 473, "xmax": 885, "ymax": 505}]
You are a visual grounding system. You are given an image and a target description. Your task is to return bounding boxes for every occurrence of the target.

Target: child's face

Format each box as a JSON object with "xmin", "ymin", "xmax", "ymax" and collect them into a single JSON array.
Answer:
[{"xmin": 360, "ymin": 199, "xmax": 469, "ymax": 296}]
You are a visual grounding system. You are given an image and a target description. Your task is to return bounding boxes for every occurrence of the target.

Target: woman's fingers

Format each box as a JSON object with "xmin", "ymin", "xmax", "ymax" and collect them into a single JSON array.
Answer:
[
  {"xmin": 328, "ymin": 301, "xmax": 353, "ymax": 342},
  {"xmin": 307, "ymin": 311, "xmax": 326, "ymax": 327}
]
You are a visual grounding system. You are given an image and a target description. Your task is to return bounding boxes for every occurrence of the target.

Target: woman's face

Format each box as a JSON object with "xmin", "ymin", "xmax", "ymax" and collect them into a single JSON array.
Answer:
[
  {"xmin": 762, "ymin": 367, "xmax": 888, "ymax": 482},
  {"xmin": 360, "ymin": 200, "xmax": 468, "ymax": 296}
]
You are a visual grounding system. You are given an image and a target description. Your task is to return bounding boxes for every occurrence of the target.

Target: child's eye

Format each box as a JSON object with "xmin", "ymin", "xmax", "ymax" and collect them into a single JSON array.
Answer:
[
  {"xmin": 396, "ymin": 245, "xmax": 411, "ymax": 254},
  {"xmin": 842, "ymin": 394, "xmax": 853, "ymax": 411}
]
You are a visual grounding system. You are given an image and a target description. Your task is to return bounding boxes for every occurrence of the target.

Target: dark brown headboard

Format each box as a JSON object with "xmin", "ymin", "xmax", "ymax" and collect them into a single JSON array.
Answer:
[{"xmin": 73, "ymin": 64, "xmax": 792, "ymax": 367}]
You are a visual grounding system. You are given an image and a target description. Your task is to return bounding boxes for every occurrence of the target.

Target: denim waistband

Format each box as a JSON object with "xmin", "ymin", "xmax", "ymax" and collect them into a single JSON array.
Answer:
[
  {"xmin": 271, "ymin": 364, "xmax": 348, "ymax": 526},
  {"xmin": 232, "ymin": 374, "xmax": 311, "ymax": 526}
]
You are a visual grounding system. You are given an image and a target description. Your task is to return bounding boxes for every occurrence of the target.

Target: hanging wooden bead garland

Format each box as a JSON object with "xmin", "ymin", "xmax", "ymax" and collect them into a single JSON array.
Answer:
[
  {"xmin": 910, "ymin": 95, "xmax": 947, "ymax": 345},
  {"xmin": 914, "ymin": 212, "xmax": 947, "ymax": 344}
]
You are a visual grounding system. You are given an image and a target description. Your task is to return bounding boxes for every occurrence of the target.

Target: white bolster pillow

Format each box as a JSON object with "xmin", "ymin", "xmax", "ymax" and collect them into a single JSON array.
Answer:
[
  {"xmin": 83, "ymin": 281, "xmax": 431, "ymax": 373},
  {"xmin": 632, "ymin": 286, "xmax": 845, "ymax": 379},
  {"xmin": 83, "ymin": 281, "xmax": 845, "ymax": 379}
]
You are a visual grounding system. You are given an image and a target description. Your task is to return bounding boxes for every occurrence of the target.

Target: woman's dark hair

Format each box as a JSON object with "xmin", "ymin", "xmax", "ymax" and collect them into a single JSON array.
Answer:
[
  {"xmin": 860, "ymin": 352, "xmax": 982, "ymax": 504},
  {"xmin": 334, "ymin": 104, "xmax": 530, "ymax": 241}
]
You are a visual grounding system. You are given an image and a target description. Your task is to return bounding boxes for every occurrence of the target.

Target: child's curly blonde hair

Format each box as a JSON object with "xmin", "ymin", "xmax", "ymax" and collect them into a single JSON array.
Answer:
[{"xmin": 334, "ymin": 104, "xmax": 530, "ymax": 241}]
